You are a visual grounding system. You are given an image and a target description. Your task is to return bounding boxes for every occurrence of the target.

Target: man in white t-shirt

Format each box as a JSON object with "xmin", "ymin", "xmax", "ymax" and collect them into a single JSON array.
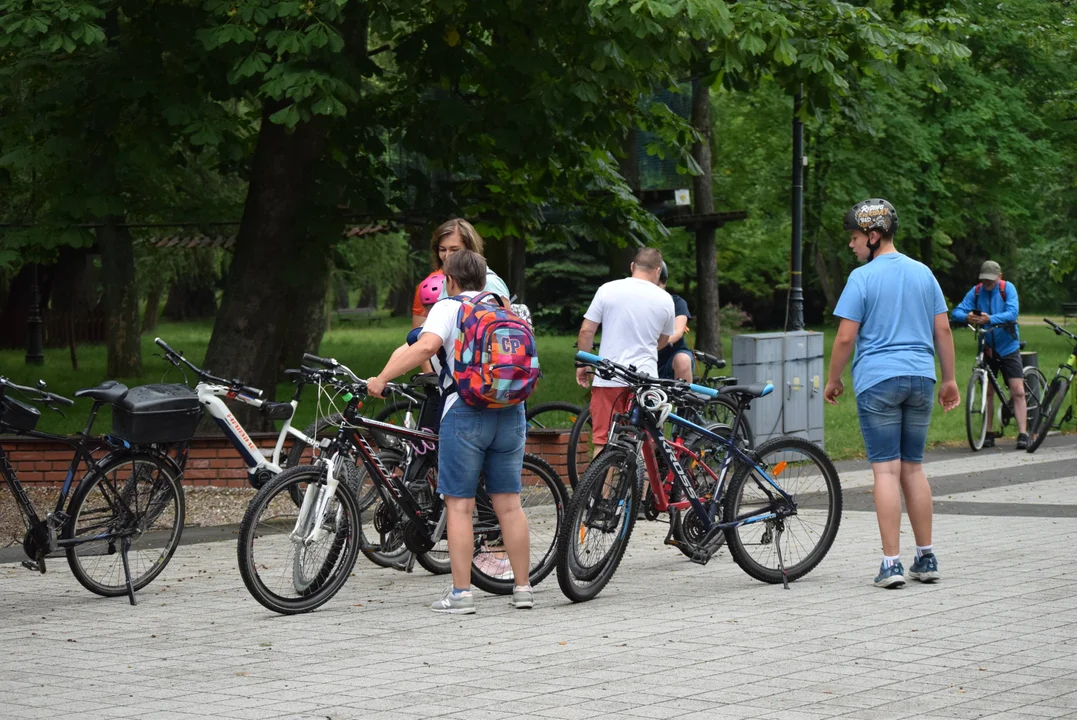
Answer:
[{"xmin": 576, "ymin": 247, "xmax": 675, "ymax": 450}]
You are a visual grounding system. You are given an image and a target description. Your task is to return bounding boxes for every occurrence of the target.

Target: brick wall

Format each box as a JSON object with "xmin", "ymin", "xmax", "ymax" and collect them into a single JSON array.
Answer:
[{"xmin": 1, "ymin": 430, "xmax": 590, "ymax": 488}]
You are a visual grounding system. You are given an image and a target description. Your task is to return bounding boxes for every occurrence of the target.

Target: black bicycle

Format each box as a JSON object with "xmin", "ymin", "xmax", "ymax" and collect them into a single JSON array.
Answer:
[
  {"xmin": 0, "ymin": 377, "xmax": 190, "ymax": 605},
  {"xmin": 236, "ymin": 353, "xmax": 568, "ymax": 614},
  {"xmin": 556, "ymin": 352, "xmax": 842, "ymax": 603},
  {"xmin": 564, "ymin": 349, "xmax": 752, "ymax": 489}
]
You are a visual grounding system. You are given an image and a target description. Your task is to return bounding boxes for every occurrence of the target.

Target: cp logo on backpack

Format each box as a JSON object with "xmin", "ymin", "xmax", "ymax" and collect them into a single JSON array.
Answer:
[{"xmin": 448, "ymin": 292, "xmax": 540, "ymax": 409}]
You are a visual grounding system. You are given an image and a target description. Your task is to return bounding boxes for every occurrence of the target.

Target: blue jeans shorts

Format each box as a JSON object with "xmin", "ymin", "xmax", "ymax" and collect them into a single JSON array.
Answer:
[
  {"xmin": 437, "ymin": 401, "xmax": 526, "ymax": 498},
  {"xmin": 855, "ymin": 376, "xmax": 935, "ymax": 463}
]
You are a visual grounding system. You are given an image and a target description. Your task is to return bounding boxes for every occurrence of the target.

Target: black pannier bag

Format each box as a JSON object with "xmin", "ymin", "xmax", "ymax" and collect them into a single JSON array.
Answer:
[
  {"xmin": 0, "ymin": 396, "xmax": 41, "ymax": 433},
  {"xmin": 111, "ymin": 384, "xmax": 201, "ymax": 444}
]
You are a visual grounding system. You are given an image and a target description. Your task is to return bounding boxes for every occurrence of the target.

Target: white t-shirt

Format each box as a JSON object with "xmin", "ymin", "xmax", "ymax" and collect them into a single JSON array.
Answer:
[
  {"xmin": 583, "ymin": 277, "xmax": 675, "ymax": 387},
  {"xmin": 420, "ymin": 291, "xmax": 483, "ymax": 416}
]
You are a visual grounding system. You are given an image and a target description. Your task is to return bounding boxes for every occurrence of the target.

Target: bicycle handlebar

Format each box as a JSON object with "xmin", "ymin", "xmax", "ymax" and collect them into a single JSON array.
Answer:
[
  {"xmin": 1044, "ymin": 317, "xmax": 1077, "ymax": 342},
  {"xmin": 0, "ymin": 377, "xmax": 74, "ymax": 407},
  {"xmin": 575, "ymin": 351, "xmax": 717, "ymax": 401},
  {"xmin": 156, "ymin": 337, "xmax": 265, "ymax": 398}
]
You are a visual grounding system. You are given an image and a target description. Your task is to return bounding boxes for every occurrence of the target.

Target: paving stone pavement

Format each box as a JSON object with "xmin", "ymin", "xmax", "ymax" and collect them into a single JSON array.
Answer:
[{"xmin": 2, "ymin": 437, "xmax": 1077, "ymax": 720}]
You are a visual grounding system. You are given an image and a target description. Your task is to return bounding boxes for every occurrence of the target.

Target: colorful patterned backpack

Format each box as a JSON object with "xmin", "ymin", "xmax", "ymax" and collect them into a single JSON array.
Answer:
[{"xmin": 444, "ymin": 292, "xmax": 540, "ymax": 409}]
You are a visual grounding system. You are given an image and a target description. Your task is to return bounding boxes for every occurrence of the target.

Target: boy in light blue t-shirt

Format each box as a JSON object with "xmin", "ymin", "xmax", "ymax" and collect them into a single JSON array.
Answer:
[{"xmin": 824, "ymin": 199, "xmax": 960, "ymax": 590}]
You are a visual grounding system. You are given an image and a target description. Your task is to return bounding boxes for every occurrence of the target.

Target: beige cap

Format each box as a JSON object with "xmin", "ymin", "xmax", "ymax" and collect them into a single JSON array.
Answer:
[{"xmin": 979, "ymin": 260, "xmax": 1001, "ymax": 281}]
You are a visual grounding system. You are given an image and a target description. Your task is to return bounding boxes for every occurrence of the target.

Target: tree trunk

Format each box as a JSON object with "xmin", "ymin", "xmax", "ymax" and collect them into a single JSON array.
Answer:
[
  {"xmin": 278, "ymin": 240, "xmax": 332, "ymax": 375},
  {"xmin": 96, "ymin": 218, "xmax": 141, "ymax": 376},
  {"xmin": 142, "ymin": 285, "xmax": 163, "ymax": 333},
  {"xmin": 162, "ymin": 275, "xmax": 218, "ymax": 320},
  {"xmin": 334, "ymin": 276, "xmax": 350, "ymax": 310},
  {"xmin": 509, "ymin": 236, "xmax": 526, "ymax": 302},
  {"xmin": 690, "ymin": 70, "xmax": 722, "ymax": 358},
  {"xmin": 202, "ymin": 101, "xmax": 330, "ymax": 426},
  {"xmin": 357, "ymin": 281, "xmax": 377, "ymax": 308}
]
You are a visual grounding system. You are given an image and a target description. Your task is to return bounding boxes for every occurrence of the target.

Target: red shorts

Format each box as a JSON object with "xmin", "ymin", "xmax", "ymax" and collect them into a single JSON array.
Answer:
[{"xmin": 590, "ymin": 386, "xmax": 633, "ymax": 446}]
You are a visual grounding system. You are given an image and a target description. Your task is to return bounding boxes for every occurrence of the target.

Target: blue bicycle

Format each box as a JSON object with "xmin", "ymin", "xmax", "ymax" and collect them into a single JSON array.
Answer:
[{"xmin": 556, "ymin": 352, "xmax": 842, "ymax": 602}]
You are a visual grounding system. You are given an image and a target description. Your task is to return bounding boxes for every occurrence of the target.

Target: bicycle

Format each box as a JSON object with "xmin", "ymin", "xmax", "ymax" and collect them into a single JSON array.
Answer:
[
  {"xmin": 0, "ymin": 377, "xmax": 189, "ymax": 605},
  {"xmin": 1026, "ymin": 318, "xmax": 1077, "ymax": 453},
  {"xmin": 236, "ymin": 353, "xmax": 568, "ymax": 614},
  {"xmin": 556, "ymin": 352, "xmax": 842, "ymax": 603},
  {"xmin": 564, "ymin": 351, "xmax": 752, "ymax": 490},
  {"xmin": 959, "ymin": 324, "xmax": 1047, "ymax": 451}
]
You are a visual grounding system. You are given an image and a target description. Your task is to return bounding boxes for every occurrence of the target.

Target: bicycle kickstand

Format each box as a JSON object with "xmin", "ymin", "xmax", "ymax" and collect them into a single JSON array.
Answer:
[
  {"xmin": 120, "ymin": 536, "xmax": 138, "ymax": 606},
  {"xmin": 773, "ymin": 524, "xmax": 790, "ymax": 591}
]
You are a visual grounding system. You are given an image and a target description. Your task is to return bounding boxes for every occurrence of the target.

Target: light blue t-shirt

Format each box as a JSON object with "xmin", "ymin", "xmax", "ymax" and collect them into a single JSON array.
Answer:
[
  {"xmin": 438, "ymin": 268, "xmax": 511, "ymax": 302},
  {"xmin": 833, "ymin": 252, "xmax": 947, "ymax": 395}
]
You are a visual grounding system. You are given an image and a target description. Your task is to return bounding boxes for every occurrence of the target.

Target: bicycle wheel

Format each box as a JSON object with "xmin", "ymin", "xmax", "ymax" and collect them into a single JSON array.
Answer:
[
  {"xmin": 64, "ymin": 453, "xmax": 184, "ymax": 597},
  {"xmin": 372, "ymin": 398, "xmax": 423, "ymax": 450},
  {"xmin": 237, "ymin": 464, "xmax": 361, "ymax": 614},
  {"xmin": 1023, "ymin": 366, "xmax": 1048, "ymax": 433},
  {"xmin": 1027, "ymin": 376, "xmax": 1070, "ymax": 453},
  {"xmin": 699, "ymin": 398, "xmax": 754, "ymax": 448},
  {"xmin": 525, "ymin": 401, "xmax": 583, "ymax": 430},
  {"xmin": 355, "ymin": 449, "xmax": 414, "ymax": 569},
  {"xmin": 556, "ymin": 447, "xmax": 640, "ymax": 602},
  {"xmin": 470, "ymin": 454, "xmax": 568, "ymax": 595},
  {"xmin": 966, "ymin": 371, "xmax": 989, "ymax": 451},
  {"xmin": 722, "ymin": 436, "xmax": 842, "ymax": 585},
  {"xmin": 565, "ymin": 406, "xmax": 593, "ymax": 489}
]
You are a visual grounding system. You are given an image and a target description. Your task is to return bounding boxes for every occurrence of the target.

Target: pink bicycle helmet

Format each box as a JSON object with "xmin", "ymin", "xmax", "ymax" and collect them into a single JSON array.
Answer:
[{"xmin": 418, "ymin": 271, "xmax": 445, "ymax": 307}]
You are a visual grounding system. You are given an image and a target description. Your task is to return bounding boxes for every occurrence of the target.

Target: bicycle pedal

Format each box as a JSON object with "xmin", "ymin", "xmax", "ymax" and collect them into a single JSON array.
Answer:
[
  {"xmin": 689, "ymin": 546, "xmax": 713, "ymax": 566},
  {"xmin": 21, "ymin": 560, "xmax": 45, "ymax": 574}
]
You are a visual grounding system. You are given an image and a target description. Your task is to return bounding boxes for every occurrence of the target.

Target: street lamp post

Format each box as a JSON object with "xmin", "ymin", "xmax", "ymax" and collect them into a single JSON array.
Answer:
[
  {"xmin": 25, "ymin": 263, "xmax": 45, "ymax": 365},
  {"xmin": 789, "ymin": 87, "xmax": 805, "ymax": 332}
]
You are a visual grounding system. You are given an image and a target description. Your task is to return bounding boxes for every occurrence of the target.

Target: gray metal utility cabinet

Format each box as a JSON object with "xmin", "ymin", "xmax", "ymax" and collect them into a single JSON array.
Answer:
[{"xmin": 731, "ymin": 331, "xmax": 825, "ymax": 448}]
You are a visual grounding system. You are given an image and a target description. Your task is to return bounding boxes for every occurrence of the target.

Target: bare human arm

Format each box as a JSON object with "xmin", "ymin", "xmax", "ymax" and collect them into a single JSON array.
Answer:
[
  {"xmin": 933, "ymin": 312, "xmax": 960, "ymax": 411},
  {"xmin": 824, "ymin": 318, "xmax": 859, "ymax": 405},
  {"xmin": 367, "ymin": 333, "xmax": 443, "ymax": 398},
  {"xmin": 576, "ymin": 318, "xmax": 599, "ymax": 388}
]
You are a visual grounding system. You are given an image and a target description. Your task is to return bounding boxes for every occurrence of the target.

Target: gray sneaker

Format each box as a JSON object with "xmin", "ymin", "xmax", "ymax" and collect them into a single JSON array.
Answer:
[
  {"xmin": 431, "ymin": 587, "xmax": 476, "ymax": 614},
  {"xmin": 511, "ymin": 585, "xmax": 535, "ymax": 609}
]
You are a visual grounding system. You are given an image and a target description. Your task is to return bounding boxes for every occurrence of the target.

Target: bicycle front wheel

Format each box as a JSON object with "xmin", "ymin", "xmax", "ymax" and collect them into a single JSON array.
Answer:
[
  {"xmin": 64, "ymin": 453, "xmax": 185, "ymax": 597},
  {"xmin": 237, "ymin": 464, "xmax": 361, "ymax": 614},
  {"xmin": 966, "ymin": 371, "xmax": 989, "ymax": 451},
  {"xmin": 1027, "ymin": 376, "xmax": 1070, "ymax": 453},
  {"xmin": 722, "ymin": 436, "xmax": 841, "ymax": 585},
  {"xmin": 556, "ymin": 447, "xmax": 640, "ymax": 602},
  {"xmin": 470, "ymin": 454, "xmax": 568, "ymax": 595},
  {"xmin": 526, "ymin": 401, "xmax": 583, "ymax": 430},
  {"xmin": 1022, "ymin": 366, "xmax": 1048, "ymax": 435}
]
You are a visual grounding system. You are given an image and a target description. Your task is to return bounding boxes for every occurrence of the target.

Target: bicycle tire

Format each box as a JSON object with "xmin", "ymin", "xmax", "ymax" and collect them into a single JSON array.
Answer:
[
  {"xmin": 469, "ymin": 454, "xmax": 569, "ymax": 594},
  {"xmin": 64, "ymin": 453, "xmax": 185, "ymax": 597},
  {"xmin": 966, "ymin": 371, "xmax": 988, "ymax": 451},
  {"xmin": 372, "ymin": 398, "xmax": 423, "ymax": 450},
  {"xmin": 237, "ymin": 464, "xmax": 362, "ymax": 614},
  {"xmin": 722, "ymin": 436, "xmax": 842, "ymax": 585},
  {"xmin": 699, "ymin": 397, "xmax": 754, "ymax": 448},
  {"xmin": 565, "ymin": 406, "xmax": 593, "ymax": 489},
  {"xmin": 1023, "ymin": 366, "xmax": 1048, "ymax": 434},
  {"xmin": 525, "ymin": 401, "xmax": 584, "ymax": 430},
  {"xmin": 1027, "ymin": 376, "xmax": 1070, "ymax": 453},
  {"xmin": 555, "ymin": 447, "xmax": 640, "ymax": 602}
]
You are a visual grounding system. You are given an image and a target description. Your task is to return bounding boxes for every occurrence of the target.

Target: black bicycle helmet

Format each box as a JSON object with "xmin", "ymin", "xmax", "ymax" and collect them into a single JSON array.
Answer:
[
  {"xmin": 843, "ymin": 199, "xmax": 898, "ymax": 260},
  {"xmin": 659, "ymin": 260, "xmax": 669, "ymax": 284}
]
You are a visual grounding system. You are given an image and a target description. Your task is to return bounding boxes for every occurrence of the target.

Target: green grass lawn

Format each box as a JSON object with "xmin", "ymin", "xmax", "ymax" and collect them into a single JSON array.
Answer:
[{"xmin": 2, "ymin": 316, "xmax": 1074, "ymax": 460}]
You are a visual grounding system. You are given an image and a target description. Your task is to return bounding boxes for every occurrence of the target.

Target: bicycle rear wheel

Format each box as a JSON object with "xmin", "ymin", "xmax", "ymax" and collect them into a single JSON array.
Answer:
[
  {"xmin": 469, "ymin": 454, "xmax": 568, "ymax": 594},
  {"xmin": 64, "ymin": 453, "xmax": 184, "ymax": 597},
  {"xmin": 722, "ymin": 436, "xmax": 841, "ymax": 585},
  {"xmin": 565, "ymin": 406, "xmax": 593, "ymax": 489},
  {"xmin": 556, "ymin": 447, "xmax": 640, "ymax": 602},
  {"xmin": 699, "ymin": 398, "xmax": 754, "ymax": 448},
  {"xmin": 356, "ymin": 449, "xmax": 414, "ymax": 569},
  {"xmin": 526, "ymin": 401, "xmax": 583, "ymax": 430},
  {"xmin": 1027, "ymin": 376, "xmax": 1070, "ymax": 453},
  {"xmin": 237, "ymin": 464, "xmax": 361, "ymax": 614},
  {"xmin": 966, "ymin": 371, "xmax": 988, "ymax": 451}
]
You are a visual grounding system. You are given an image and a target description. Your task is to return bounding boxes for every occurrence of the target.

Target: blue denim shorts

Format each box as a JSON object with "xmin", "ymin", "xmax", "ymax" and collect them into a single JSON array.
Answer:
[
  {"xmin": 437, "ymin": 401, "xmax": 526, "ymax": 498},
  {"xmin": 855, "ymin": 376, "xmax": 935, "ymax": 463}
]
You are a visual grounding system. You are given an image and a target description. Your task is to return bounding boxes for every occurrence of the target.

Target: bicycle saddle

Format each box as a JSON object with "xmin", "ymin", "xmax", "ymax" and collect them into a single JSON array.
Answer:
[
  {"xmin": 410, "ymin": 373, "xmax": 440, "ymax": 390},
  {"xmin": 1019, "ymin": 340, "xmax": 1027, "ymax": 350},
  {"xmin": 693, "ymin": 350, "xmax": 727, "ymax": 369},
  {"xmin": 718, "ymin": 382, "xmax": 773, "ymax": 399},
  {"xmin": 74, "ymin": 380, "xmax": 129, "ymax": 404}
]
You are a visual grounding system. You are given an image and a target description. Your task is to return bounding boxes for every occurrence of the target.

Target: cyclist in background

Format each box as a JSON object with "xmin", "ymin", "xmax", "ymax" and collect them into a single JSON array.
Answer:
[
  {"xmin": 951, "ymin": 260, "xmax": 1028, "ymax": 449},
  {"xmin": 657, "ymin": 261, "xmax": 694, "ymax": 382}
]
